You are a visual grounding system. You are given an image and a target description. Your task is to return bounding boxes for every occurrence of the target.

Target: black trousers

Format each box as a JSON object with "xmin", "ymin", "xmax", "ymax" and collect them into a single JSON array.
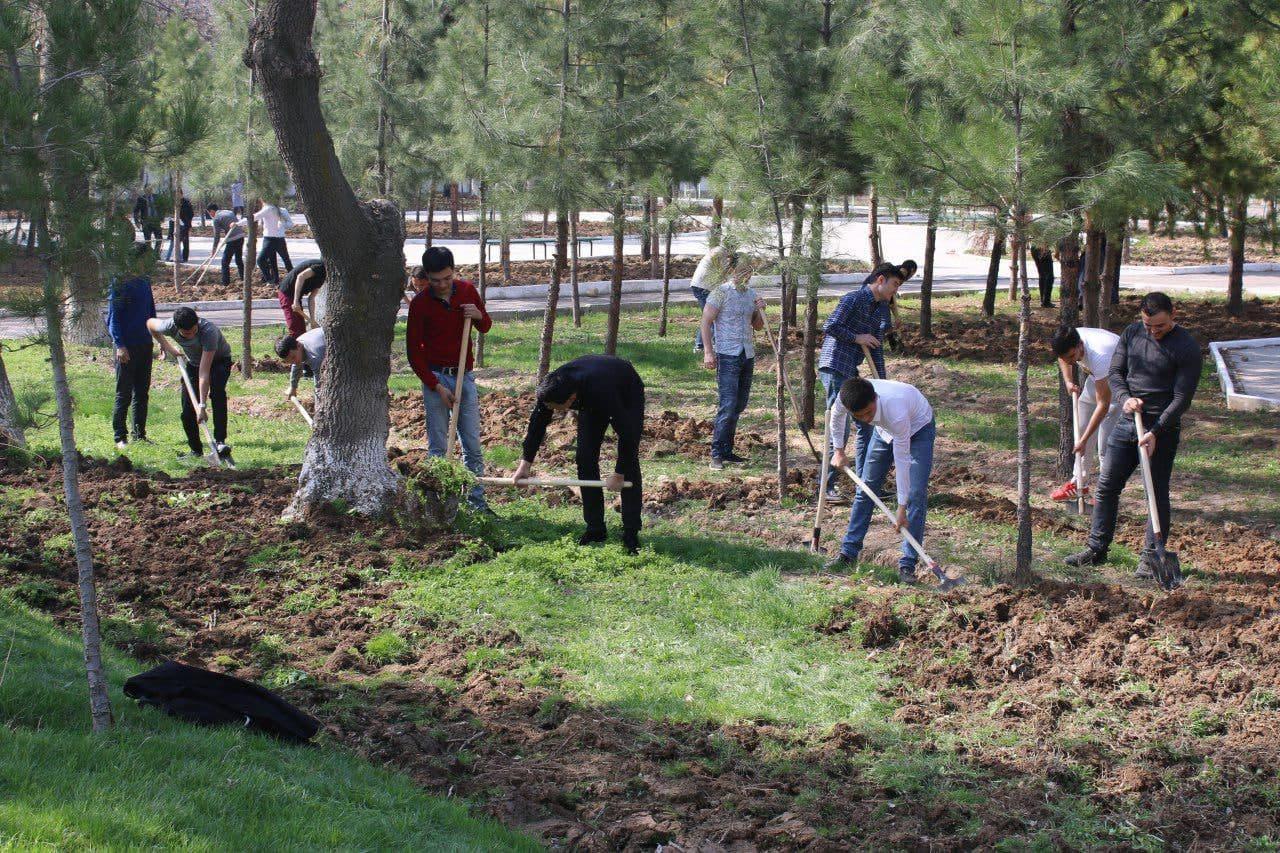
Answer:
[
  {"xmin": 257, "ymin": 237, "xmax": 292, "ymax": 284},
  {"xmin": 1087, "ymin": 418, "xmax": 1181, "ymax": 555},
  {"xmin": 1031, "ymin": 245, "xmax": 1055, "ymax": 306},
  {"xmin": 576, "ymin": 409, "xmax": 643, "ymax": 537},
  {"xmin": 178, "ymin": 224, "xmax": 191, "ymax": 262},
  {"xmin": 112, "ymin": 344, "xmax": 154, "ymax": 442},
  {"xmin": 222, "ymin": 238, "xmax": 245, "ymax": 285},
  {"xmin": 180, "ymin": 357, "xmax": 231, "ymax": 454},
  {"xmin": 141, "ymin": 223, "xmax": 162, "ymax": 255}
]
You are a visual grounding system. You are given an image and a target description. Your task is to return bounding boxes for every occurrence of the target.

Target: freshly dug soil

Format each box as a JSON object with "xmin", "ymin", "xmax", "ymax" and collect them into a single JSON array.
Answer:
[
  {"xmin": 1128, "ymin": 232, "xmax": 1280, "ymax": 267},
  {"xmin": 187, "ymin": 216, "xmax": 705, "ymax": 242},
  {"xmin": 897, "ymin": 294, "xmax": 1280, "ymax": 363},
  {"xmin": 5, "ymin": 457, "xmax": 1278, "ymax": 848}
]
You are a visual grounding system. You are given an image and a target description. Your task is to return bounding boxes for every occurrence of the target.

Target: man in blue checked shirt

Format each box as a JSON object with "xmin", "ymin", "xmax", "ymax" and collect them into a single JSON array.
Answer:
[{"xmin": 818, "ymin": 261, "xmax": 907, "ymax": 504}]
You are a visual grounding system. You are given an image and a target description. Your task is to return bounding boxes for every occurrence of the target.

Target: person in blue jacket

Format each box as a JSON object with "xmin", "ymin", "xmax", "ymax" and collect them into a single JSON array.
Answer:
[{"xmin": 106, "ymin": 243, "xmax": 158, "ymax": 451}]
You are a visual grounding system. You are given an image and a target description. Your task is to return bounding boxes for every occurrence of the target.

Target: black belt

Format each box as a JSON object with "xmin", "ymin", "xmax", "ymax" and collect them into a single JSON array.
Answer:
[{"xmin": 431, "ymin": 366, "xmax": 460, "ymax": 375}]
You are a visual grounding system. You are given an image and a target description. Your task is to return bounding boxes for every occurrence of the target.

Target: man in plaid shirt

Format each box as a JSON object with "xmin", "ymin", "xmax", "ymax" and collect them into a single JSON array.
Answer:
[{"xmin": 818, "ymin": 262, "xmax": 906, "ymax": 503}]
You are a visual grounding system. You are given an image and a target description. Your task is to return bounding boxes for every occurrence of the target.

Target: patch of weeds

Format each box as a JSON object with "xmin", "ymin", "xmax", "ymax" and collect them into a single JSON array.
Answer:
[
  {"xmin": 283, "ymin": 591, "xmax": 319, "ymax": 614},
  {"xmin": 364, "ymin": 630, "xmax": 411, "ymax": 665},
  {"xmin": 247, "ymin": 543, "xmax": 302, "ymax": 574},
  {"xmin": 7, "ymin": 579, "xmax": 64, "ymax": 611},
  {"xmin": 212, "ymin": 653, "xmax": 241, "ymax": 670},
  {"xmin": 1248, "ymin": 688, "xmax": 1280, "ymax": 711},
  {"xmin": 253, "ymin": 633, "xmax": 290, "ymax": 665},
  {"xmin": 101, "ymin": 615, "xmax": 166, "ymax": 655},
  {"xmin": 464, "ymin": 646, "xmax": 507, "ymax": 672},
  {"xmin": 40, "ymin": 532, "xmax": 74, "ymax": 560},
  {"xmin": 21, "ymin": 506, "xmax": 57, "ymax": 530},
  {"xmin": 263, "ymin": 666, "xmax": 313, "ymax": 691},
  {"xmin": 660, "ymin": 760, "xmax": 693, "ymax": 779},
  {"xmin": 1187, "ymin": 707, "xmax": 1231, "ymax": 737},
  {"xmin": 162, "ymin": 490, "xmax": 230, "ymax": 512}
]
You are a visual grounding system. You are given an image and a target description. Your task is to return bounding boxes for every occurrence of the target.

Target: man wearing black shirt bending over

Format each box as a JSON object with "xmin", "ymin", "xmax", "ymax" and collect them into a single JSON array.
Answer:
[
  {"xmin": 513, "ymin": 355, "xmax": 645, "ymax": 554},
  {"xmin": 1065, "ymin": 292, "xmax": 1203, "ymax": 582}
]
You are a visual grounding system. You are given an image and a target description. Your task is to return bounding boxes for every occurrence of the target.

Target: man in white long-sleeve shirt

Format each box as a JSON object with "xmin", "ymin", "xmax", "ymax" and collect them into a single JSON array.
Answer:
[
  {"xmin": 825, "ymin": 377, "xmax": 936, "ymax": 584},
  {"xmin": 254, "ymin": 200, "xmax": 293, "ymax": 284}
]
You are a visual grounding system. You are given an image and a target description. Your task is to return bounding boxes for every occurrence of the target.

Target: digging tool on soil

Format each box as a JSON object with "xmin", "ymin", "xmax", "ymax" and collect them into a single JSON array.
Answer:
[
  {"xmin": 758, "ymin": 309, "xmax": 822, "ymax": 462},
  {"xmin": 178, "ymin": 232, "xmax": 227, "ymax": 290},
  {"xmin": 837, "ymin": 464, "xmax": 964, "ymax": 591},
  {"xmin": 860, "ymin": 343, "xmax": 882, "ymax": 380},
  {"xmin": 1070, "ymin": 390, "xmax": 1086, "ymax": 515},
  {"xmin": 812, "ymin": 402, "xmax": 834, "ymax": 552},
  {"xmin": 444, "ymin": 316, "xmax": 472, "ymax": 459},
  {"xmin": 290, "ymin": 395, "xmax": 313, "ymax": 428},
  {"xmin": 479, "ymin": 477, "xmax": 633, "ymax": 490},
  {"xmin": 1134, "ymin": 411, "xmax": 1182, "ymax": 590},
  {"xmin": 173, "ymin": 356, "xmax": 231, "ymax": 468}
]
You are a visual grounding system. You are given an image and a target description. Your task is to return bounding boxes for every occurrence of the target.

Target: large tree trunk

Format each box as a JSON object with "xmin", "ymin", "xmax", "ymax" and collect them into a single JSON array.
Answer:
[
  {"xmin": 39, "ymin": 229, "xmax": 112, "ymax": 731},
  {"xmin": 537, "ymin": 209, "xmax": 568, "ymax": 381},
  {"xmin": 868, "ymin": 184, "xmax": 882, "ymax": 266},
  {"xmin": 1163, "ymin": 201, "xmax": 1177, "ymax": 237},
  {"xmin": 981, "ymin": 221, "xmax": 1005, "ymax": 317},
  {"xmin": 1227, "ymin": 194, "xmax": 1247, "ymax": 317},
  {"xmin": 1101, "ymin": 226, "xmax": 1123, "ymax": 323},
  {"xmin": 62, "ymin": 175, "xmax": 108, "ymax": 346},
  {"xmin": 0, "ymin": 350, "xmax": 26, "ymax": 448},
  {"xmin": 920, "ymin": 203, "xmax": 938, "ymax": 338},
  {"xmin": 605, "ymin": 192, "xmax": 625, "ymax": 355},
  {"xmin": 1082, "ymin": 223, "xmax": 1103, "ymax": 327},
  {"xmin": 249, "ymin": 0, "xmax": 406, "ymax": 519},
  {"xmin": 801, "ymin": 195, "xmax": 825, "ymax": 430}
]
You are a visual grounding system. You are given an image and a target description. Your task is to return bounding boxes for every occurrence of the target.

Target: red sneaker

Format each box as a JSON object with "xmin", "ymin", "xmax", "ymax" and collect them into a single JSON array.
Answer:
[{"xmin": 1051, "ymin": 480, "xmax": 1089, "ymax": 502}]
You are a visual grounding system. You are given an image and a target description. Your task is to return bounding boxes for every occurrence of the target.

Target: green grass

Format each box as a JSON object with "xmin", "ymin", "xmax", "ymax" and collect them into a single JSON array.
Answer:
[{"xmin": 0, "ymin": 596, "xmax": 536, "ymax": 851}]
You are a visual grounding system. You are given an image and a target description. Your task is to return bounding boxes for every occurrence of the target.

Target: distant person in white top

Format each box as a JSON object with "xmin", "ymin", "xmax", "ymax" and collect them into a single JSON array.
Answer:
[
  {"xmin": 700, "ymin": 253, "xmax": 765, "ymax": 469},
  {"xmin": 1050, "ymin": 325, "xmax": 1121, "ymax": 502},
  {"xmin": 690, "ymin": 245, "xmax": 731, "ymax": 351},
  {"xmin": 825, "ymin": 377, "xmax": 936, "ymax": 585},
  {"xmin": 254, "ymin": 200, "xmax": 293, "ymax": 284}
]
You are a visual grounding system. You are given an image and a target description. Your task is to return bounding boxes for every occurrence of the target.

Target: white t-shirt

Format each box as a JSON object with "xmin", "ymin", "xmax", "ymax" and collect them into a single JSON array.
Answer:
[
  {"xmin": 1077, "ymin": 327, "xmax": 1119, "ymax": 402},
  {"xmin": 830, "ymin": 379, "xmax": 934, "ymax": 505},
  {"xmin": 255, "ymin": 205, "xmax": 288, "ymax": 238},
  {"xmin": 690, "ymin": 246, "xmax": 728, "ymax": 291}
]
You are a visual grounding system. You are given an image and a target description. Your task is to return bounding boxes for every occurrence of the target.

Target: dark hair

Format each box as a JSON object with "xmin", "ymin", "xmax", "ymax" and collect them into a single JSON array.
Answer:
[
  {"xmin": 205, "ymin": 203, "xmax": 217, "ymax": 212},
  {"xmin": 897, "ymin": 259, "xmax": 918, "ymax": 280},
  {"xmin": 1051, "ymin": 325, "xmax": 1081, "ymax": 357},
  {"xmin": 1140, "ymin": 291, "xmax": 1173, "ymax": 316},
  {"xmin": 422, "ymin": 246, "xmax": 455, "ymax": 273},
  {"xmin": 233, "ymin": 206, "xmax": 244, "ymax": 216},
  {"xmin": 410, "ymin": 265, "xmax": 428, "ymax": 279},
  {"xmin": 132, "ymin": 241, "xmax": 151, "ymax": 258},
  {"xmin": 173, "ymin": 306, "xmax": 198, "ymax": 330},
  {"xmin": 535, "ymin": 368, "xmax": 576, "ymax": 406},
  {"xmin": 275, "ymin": 335, "xmax": 299, "ymax": 359},
  {"xmin": 839, "ymin": 376, "xmax": 878, "ymax": 413},
  {"xmin": 872, "ymin": 261, "xmax": 903, "ymax": 283}
]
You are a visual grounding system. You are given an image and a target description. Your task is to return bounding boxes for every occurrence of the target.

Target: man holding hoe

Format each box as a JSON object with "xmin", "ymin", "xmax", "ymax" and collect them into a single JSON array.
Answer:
[
  {"xmin": 1049, "ymin": 324, "xmax": 1120, "ymax": 502},
  {"xmin": 407, "ymin": 247, "xmax": 493, "ymax": 513},
  {"xmin": 1065, "ymin": 293, "xmax": 1202, "ymax": 581}
]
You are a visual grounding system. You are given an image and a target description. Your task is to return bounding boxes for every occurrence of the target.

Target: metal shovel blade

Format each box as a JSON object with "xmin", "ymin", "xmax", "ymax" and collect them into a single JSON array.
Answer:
[
  {"xmin": 1152, "ymin": 544, "xmax": 1182, "ymax": 591},
  {"xmin": 930, "ymin": 564, "xmax": 966, "ymax": 592}
]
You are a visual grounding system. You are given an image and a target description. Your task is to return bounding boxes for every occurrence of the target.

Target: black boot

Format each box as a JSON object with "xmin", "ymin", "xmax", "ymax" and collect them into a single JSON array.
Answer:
[
  {"xmin": 1065, "ymin": 546, "xmax": 1106, "ymax": 567},
  {"xmin": 578, "ymin": 529, "xmax": 607, "ymax": 547},
  {"xmin": 622, "ymin": 531, "xmax": 640, "ymax": 555}
]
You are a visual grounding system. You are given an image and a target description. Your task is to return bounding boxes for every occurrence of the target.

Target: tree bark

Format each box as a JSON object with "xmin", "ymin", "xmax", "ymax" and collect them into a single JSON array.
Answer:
[
  {"xmin": 981, "ymin": 221, "xmax": 1005, "ymax": 317},
  {"xmin": 649, "ymin": 194, "xmax": 661, "ymax": 278},
  {"xmin": 476, "ymin": 182, "xmax": 488, "ymax": 367},
  {"xmin": 570, "ymin": 208, "xmax": 581, "ymax": 326},
  {"xmin": 801, "ymin": 195, "xmax": 825, "ymax": 430},
  {"xmin": 449, "ymin": 182, "xmax": 460, "ymax": 238},
  {"xmin": 605, "ymin": 192, "xmax": 625, "ymax": 355},
  {"xmin": 1102, "ymin": 226, "xmax": 1123, "ymax": 318},
  {"xmin": 640, "ymin": 194, "xmax": 652, "ymax": 263},
  {"xmin": 248, "ymin": 0, "xmax": 406, "ymax": 519},
  {"xmin": 785, "ymin": 198, "xmax": 804, "ymax": 328},
  {"xmin": 537, "ymin": 208, "xmax": 568, "ymax": 381},
  {"xmin": 0, "ymin": 350, "xmax": 26, "ymax": 448},
  {"xmin": 1163, "ymin": 201, "xmax": 1177, "ymax": 237},
  {"xmin": 1216, "ymin": 194, "xmax": 1229, "ymax": 238},
  {"xmin": 1227, "ymin": 194, "xmax": 1247, "ymax": 317},
  {"xmin": 1082, "ymin": 223, "xmax": 1103, "ymax": 327},
  {"xmin": 921, "ymin": 203, "xmax": 938, "ymax": 338},
  {"xmin": 426, "ymin": 185, "xmax": 435, "ymax": 248},
  {"xmin": 39, "ymin": 223, "xmax": 112, "ymax": 731},
  {"xmin": 658, "ymin": 195, "xmax": 673, "ymax": 336},
  {"xmin": 868, "ymin": 184, "xmax": 882, "ymax": 266},
  {"xmin": 374, "ymin": 0, "xmax": 390, "ymax": 194},
  {"xmin": 710, "ymin": 195, "xmax": 723, "ymax": 247},
  {"xmin": 242, "ymin": 204, "xmax": 258, "ymax": 379}
]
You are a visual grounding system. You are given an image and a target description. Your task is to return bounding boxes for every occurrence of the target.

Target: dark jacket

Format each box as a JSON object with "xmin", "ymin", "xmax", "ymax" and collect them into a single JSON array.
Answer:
[
  {"xmin": 1108, "ymin": 321, "xmax": 1203, "ymax": 436},
  {"xmin": 133, "ymin": 193, "xmax": 159, "ymax": 225},
  {"xmin": 124, "ymin": 660, "xmax": 320, "ymax": 744},
  {"xmin": 179, "ymin": 198, "xmax": 194, "ymax": 228},
  {"xmin": 106, "ymin": 275, "xmax": 157, "ymax": 348},
  {"xmin": 522, "ymin": 354, "xmax": 645, "ymax": 472}
]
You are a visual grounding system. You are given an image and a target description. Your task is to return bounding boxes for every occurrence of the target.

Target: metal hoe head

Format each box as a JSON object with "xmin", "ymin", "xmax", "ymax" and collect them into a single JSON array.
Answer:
[
  {"xmin": 1151, "ymin": 542, "xmax": 1183, "ymax": 591},
  {"xmin": 929, "ymin": 561, "xmax": 966, "ymax": 592}
]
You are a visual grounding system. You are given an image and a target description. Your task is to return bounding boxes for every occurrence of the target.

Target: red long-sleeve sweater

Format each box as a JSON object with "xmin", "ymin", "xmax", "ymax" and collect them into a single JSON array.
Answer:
[{"xmin": 406, "ymin": 280, "xmax": 492, "ymax": 389}]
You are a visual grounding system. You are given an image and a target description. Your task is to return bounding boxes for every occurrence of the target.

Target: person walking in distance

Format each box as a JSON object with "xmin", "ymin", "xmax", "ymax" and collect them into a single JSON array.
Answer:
[
  {"xmin": 700, "ymin": 252, "xmax": 765, "ymax": 469},
  {"xmin": 278, "ymin": 258, "xmax": 326, "ymax": 337},
  {"xmin": 1064, "ymin": 292, "xmax": 1203, "ymax": 582},
  {"xmin": 133, "ymin": 185, "xmax": 163, "ymax": 256},
  {"xmin": 146, "ymin": 307, "xmax": 235, "ymax": 464},
  {"xmin": 406, "ymin": 247, "xmax": 493, "ymax": 513},
  {"xmin": 177, "ymin": 190, "xmax": 194, "ymax": 263},
  {"xmin": 255, "ymin": 200, "xmax": 293, "ymax": 284},
  {"xmin": 513, "ymin": 355, "xmax": 646, "ymax": 554},
  {"xmin": 1049, "ymin": 324, "xmax": 1120, "ymax": 502},
  {"xmin": 107, "ymin": 243, "xmax": 158, "ymax": 451}
]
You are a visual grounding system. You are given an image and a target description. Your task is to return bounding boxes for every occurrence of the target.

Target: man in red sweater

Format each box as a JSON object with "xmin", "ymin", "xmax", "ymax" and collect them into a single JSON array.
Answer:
[{"xmin": 407, "ymin": 247, "xmax": 493, "ymax": 512}]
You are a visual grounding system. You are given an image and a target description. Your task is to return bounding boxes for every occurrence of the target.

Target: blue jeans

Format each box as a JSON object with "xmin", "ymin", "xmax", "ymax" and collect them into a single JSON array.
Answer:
[
  {"xmin": 691, "ymin": 286, "xmax": 710, "ymax": 349},
  {"xmin": 711, "ymin": 353, "xmax": 754, "ymax": 459},
  {"xmin": 840, "ymin": 418, "xmax": 936, "ymax": 570},
  {"xmin": 422, "ymin": 372, "xmax": 487, "ymax": 509},
  {"xmin": 820, "ymin": 370, "xmax": 873, "ymax": 485}
]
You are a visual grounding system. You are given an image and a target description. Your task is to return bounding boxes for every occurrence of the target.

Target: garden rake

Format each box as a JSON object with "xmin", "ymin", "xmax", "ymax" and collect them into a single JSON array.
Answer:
[{"xmin": 1134, "ymin": 411, "xmax": 1182, "ymax": 590}]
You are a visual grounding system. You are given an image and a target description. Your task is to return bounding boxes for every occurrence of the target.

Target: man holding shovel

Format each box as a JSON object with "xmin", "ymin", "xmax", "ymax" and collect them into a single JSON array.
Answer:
[
  {"xmin": 147, "ymin": 307, "xmax": 234, "ymax": 463},
  {"xmin": 1049, "ymin": 325, "xmax": 1120, "ymax": 503},
  {"xmin": 407, "ymin": 247, "xmax": 492, "ymax": 513},
  {"xmin": 513, "ymin": 355, "xmax": 646, "ymax": 554},
  {"xmin": 823, "ymin": 376, "xmax": 937, "ymax": 585},
  {"xmin": 208, "ymin": 204, "xmax": 247, "ymax": 286},
  {"xmin": 278, "ymin": 258, "xmax": 325, "ymax": 337},
  {"xmin": 1065, "ymin": 292, "xmax": 1202, "ymax": 582},
  {"xmin": 817, "ymin": 261, "xmax": 905, "ymax": 504}
]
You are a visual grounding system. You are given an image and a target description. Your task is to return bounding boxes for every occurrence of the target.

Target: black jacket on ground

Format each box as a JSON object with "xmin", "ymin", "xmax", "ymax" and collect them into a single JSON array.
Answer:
[{"xmin": 124, "ymin": 660, "xmax": 320, "ymax": 744}]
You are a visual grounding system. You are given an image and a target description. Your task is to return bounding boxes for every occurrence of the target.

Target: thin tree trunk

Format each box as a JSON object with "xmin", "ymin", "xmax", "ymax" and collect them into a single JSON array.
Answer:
[
  {"xmin": 476, "ymin": 182, "xmax": 488, "ymax": 367},
  {"xmin": 1228, "ymin": 194, "xmax": 1247, "ymax": 317},
  {"xmin": 605, "ymin": 192, "xmax": 625, "ymax": 355},
  {"xmin": 1014, "ymin": 235, "xmax": 1034, "ymax": 582},
  {"xmin": 868, "ymin": 184, "xmax": 882, "ymax": 266},
  {"xmin": 640, "ymin": 194, "xmax": 652, "ymax": 263},
  {"xmin": 802, "ymin": 195, "xmax": 825, "ymax": 430},
  {"xmin": 1102, "ymin": 225, "xmax": 1123, "ymax": 317},
  {"xmin": 374, "ymin": 0, "xmax": 390, "ymax": 194},
  {"xmin": 171, "ymin": 172, "xmax": 180, "ymax": 295},
  {"xmin": 658, "ymin": 195, "xmax": 673, "ymax": 336},
  {"xmin": 242, "ymin": 205, "xmax": 258, "ymax": 379},
  {"xmin": 921, "ymin": 203, "xmax": 937, "ymax": 338},
  {"xmin": 1082, "ymin": 223, "xmax": 1103, "ymax": 327},
  {"xmin": 570, "ymin": 209, "xmax": 581, "ymax": 326},
  {"xmin": 710, "ymin": 195, "xmax": 723, "ymax": 247},
  {"xmin": 39, "ymin": 225, "xmax": 112, "ymax": 731},
  {"xmin": 426, "ymin": 185, "xmax": 435, "ymax": 248},
  {"xmin": 981, "ymin": 221, "xmax": 1005, "ymax": 317},
  {"xmin": 250, "ymin": 0, "xmax": 406, "ymax": 518},
  {"xmin": 449, "ymin": 182, "xmax": 460, "ymax": 238},
  {"xmin": 649, "ymin": 193, "xmax": 660, "ymax": 278},
  {"xmin": 1216, "ymin": 194, "xmax": 1229, "ymax": 238},
  {"xmin": 1055, "ymin": 230, "xmax": 1080, "ymax": 478},
  {"xmin": 537, "ymin": 209, "xmax": 568, "ymax": 381},
  {"xmin": 415, "ymin": 188, "xmax": 421, "ymax": 222},
  {"xmin": 0, "ymin": 350, "xmax": 26, "ymax": 448},
  {"xmin": 786, "ymin": 198, "xmax": 805, "ymax": 328},
  {"xmin": 1163, "ymin": 201, "xmax": 1177, "ymax": 237}
]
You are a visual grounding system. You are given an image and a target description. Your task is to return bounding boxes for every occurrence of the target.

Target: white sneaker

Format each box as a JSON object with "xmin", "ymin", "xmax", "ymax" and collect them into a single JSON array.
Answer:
[{"xmin": 115, "ymin": 440, "xmax": 128, "ymax": 451}]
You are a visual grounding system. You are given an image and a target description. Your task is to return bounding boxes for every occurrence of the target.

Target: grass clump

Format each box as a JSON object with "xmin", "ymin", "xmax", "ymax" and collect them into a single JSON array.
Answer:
[{"xmin": 365, "ymin": 630, "xmax": 412, "ymax": 665}]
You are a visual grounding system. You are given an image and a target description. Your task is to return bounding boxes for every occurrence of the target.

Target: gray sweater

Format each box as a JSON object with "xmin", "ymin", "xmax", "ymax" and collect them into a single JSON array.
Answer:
[{"xmin": 1107, "ymin": 321, "xmax": 1202, "ymax": 436}]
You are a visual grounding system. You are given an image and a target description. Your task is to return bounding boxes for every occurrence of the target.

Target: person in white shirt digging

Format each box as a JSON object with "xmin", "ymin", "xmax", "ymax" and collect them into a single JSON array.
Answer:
[
  {"xmin": 1049, "ymin": 325, "xmax": 1120, "ymax": 503},
  {"xmin": 824, "ymin": 377, "xmax": 936, "ymax": 585}
]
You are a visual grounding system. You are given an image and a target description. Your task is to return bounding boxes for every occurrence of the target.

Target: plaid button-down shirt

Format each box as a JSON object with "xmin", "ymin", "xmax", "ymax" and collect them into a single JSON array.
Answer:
[{"xmin": 818, "ymin": 284, "xmax": 889, "ymax": 379}]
